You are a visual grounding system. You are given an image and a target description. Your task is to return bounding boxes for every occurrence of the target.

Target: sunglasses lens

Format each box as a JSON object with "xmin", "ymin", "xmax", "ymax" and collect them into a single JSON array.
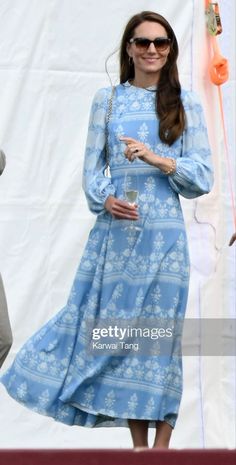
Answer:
[
  {"xmin": 154, "ymin": 38, "xmax": 170, "ymax": 50},
  {"xmin": 134, "ymin": 38, "xmax": 151, "ymax": 50}
]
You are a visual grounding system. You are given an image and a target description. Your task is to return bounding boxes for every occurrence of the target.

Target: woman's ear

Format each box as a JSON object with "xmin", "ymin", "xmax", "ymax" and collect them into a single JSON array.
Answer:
[{"xmin": 126, "ymin": 43, "xmax": 132, "ymax": 58}]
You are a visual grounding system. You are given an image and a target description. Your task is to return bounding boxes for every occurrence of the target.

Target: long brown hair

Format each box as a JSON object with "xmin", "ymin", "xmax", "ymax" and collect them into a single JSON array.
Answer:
[{"xmin": 120, "ymin": 11, "xmax": 186, "ymax": 145}]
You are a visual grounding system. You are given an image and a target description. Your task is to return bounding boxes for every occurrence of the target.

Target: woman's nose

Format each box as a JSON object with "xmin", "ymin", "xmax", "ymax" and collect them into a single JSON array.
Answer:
[{"xmin": 147, "ymin": 42, "xmax": 156, "ymax": 53}]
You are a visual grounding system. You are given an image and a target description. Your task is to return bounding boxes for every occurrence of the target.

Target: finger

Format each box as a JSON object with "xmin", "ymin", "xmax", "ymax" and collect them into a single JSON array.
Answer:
[
  {"xmin": 127, "ymin": 144, "xmax": 139, "ymax": 151},
  {"xmin": 119, "ymin": 137, "xmax": 138, "ymax": 145},
  {"xmin": 124, "ymin": 152, "xmax": 135, "ymax": 162},
  {"xmin": 113, "ymin": 201, "xmax": 138, "ymax": 212},
  {"xmin": 113, "ymin": 212, "xmax": 139, "ymax": 220},
  {"xmin": 124, "ymin": 147, "xmax": 133, "ymax": 157},
  {"xmin": 112, "ymin": 206, "xmax": 139, "ymax": 218},
  {"xmin": 130, "ymin": 147, "xmax": 139, "ymax": 154},
  {"xmin": 112, "ymin": 209, "xmax": 139, "ymax": 220},
  {"xmin": 119, "ymin": 136, "xmax": 137, "ymax": 141},
  {"xmin": 124, "ymin": 146, "xmax": 137, "ymax": 155}
]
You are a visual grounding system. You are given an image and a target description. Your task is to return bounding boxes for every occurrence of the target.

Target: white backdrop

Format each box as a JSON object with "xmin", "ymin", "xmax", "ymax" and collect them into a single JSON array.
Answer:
[{"xmin": 0, "ymin": 0, "xmax": 235, "ymax": 449}]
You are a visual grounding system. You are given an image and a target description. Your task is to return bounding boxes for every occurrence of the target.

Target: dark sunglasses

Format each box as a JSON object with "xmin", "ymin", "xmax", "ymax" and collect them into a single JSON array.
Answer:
[{"xmin": 129, "ymin": 37, "xmax": 171, "ymax": 52}]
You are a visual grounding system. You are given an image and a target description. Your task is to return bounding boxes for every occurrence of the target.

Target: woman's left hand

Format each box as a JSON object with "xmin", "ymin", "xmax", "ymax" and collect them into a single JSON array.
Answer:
[{"xmin": 120, "ymin": 136, "xmax": 156, "ymax": 165}]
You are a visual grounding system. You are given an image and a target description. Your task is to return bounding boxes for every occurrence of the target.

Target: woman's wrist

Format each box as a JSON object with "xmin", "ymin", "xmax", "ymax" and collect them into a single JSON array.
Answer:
[
  {"xmin": 153, "ymin": 155, "xmax": 176, "ymax": 175},
  {"xmin": 104, "ymin": 195, "xmax": 115, "ymax": 212},
  {"xmin": 163, "ymin": 157, "xmax": 176, "ymax": 175}
]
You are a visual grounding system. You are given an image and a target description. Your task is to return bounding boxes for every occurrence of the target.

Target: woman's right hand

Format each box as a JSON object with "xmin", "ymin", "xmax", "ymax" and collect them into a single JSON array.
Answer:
[{"xmin": 104, "ymin": 196, "xmax": 139, "ymax": 220}]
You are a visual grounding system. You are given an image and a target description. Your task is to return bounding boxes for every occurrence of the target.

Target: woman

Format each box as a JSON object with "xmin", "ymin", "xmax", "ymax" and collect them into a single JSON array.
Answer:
[{"xmin": 1, "ymin": 11, "xmax": 213, "ymax": 449}]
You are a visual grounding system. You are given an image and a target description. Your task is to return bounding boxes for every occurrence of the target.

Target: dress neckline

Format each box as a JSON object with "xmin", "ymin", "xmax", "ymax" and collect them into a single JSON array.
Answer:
[{"xmin": 123, "ymin": 80, "xmax": 157, "ymax": 92}]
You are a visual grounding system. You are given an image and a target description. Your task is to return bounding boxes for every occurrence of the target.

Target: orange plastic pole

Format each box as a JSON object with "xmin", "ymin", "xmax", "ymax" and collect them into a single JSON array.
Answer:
[
  {"xmin": 217, "ymin": 86, "xmax": 236, "ymax": 230},
  {"xmin": 205, "ymin": 1, "xmax": 236, "ymax": 230}
]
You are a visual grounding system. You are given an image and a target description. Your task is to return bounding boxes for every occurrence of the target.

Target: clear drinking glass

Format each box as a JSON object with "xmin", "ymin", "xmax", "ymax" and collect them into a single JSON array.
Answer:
[{"xmin": 124, "ymin": 170, "xmax": 142, "ymax": 231}]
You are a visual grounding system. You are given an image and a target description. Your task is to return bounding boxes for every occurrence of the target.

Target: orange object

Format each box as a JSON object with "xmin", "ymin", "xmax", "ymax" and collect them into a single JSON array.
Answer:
[
  {"xmin": 205, "ymin": 1, "xmax": 236, "ymax": 231},
  {"xmin": 205, "ymin": 1, "xmax": 229, "ymax": 85},
  {"xmin": 209, "ymin": 50, "xmax": 228, "ymax": 85},
  {"xmin": 209, "ymin": 36, "xmax": 229, "ymax": 86}
]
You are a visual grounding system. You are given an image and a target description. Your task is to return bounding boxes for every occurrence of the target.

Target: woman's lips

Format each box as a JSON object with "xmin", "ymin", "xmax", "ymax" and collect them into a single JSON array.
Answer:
[{"xmin": 143, "ymin": 57, "xmax": 159, "ymax": 63}]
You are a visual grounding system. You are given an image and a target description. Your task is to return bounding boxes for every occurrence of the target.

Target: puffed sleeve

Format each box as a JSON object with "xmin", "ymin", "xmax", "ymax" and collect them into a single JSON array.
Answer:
[
  {"xmin": 82, "ymin": 87, "xmax": 116, "ymax": 215},
  {"xmin": 168, "ymin": 90, "xmax": 214, "ymax": 199}
]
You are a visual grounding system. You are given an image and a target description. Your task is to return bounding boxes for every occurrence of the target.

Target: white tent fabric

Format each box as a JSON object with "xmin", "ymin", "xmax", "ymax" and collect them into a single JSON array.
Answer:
[{"xmin": 0, "ymin": 0, "xmax": 235, "ymax": 449}]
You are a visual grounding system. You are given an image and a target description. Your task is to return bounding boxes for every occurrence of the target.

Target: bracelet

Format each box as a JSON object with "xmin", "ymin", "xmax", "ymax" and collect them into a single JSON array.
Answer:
[{"xmin": 164, "ymin": 157, "xmax": 176, "ymax": 175}]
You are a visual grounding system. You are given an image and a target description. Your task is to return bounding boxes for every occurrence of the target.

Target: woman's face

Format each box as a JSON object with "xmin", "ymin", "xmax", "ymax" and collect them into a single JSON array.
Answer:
[{"xmin": 126, "ymin": 21, "xmax": 170, "ymax": 80}]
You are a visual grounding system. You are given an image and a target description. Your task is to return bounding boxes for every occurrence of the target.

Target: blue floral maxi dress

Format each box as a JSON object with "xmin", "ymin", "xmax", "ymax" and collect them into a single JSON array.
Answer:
[{"xmin": 1, "ymin": 82, "xmax": 213, "ymax": 429}]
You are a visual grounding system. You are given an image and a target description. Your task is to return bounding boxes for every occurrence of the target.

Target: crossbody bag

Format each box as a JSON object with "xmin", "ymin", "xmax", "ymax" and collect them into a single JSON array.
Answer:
[{"xmin": 104, "ymin": 86, "xmax": 115, "ymax": 178}]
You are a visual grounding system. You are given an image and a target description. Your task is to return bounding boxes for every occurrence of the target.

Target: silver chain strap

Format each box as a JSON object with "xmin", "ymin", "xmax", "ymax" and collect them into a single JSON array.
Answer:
[{"xmin": 104, "ymin": 86, "xmax": 115, "ymax": 178}]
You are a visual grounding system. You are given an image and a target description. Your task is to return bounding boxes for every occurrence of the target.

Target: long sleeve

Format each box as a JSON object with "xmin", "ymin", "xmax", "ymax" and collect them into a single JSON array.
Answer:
[
  {"xmin": 82, "ymin": 87, "xmax": 116, "ymax": 215},
  {"xmin": 168, "ymin": 90, "xmax": 214, "ymax": 199}
]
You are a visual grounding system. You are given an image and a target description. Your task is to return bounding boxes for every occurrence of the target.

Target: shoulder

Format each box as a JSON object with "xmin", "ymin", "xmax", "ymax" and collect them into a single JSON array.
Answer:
[
  {"xmin": 181, "ymin": 88, "xmax": 203, "ymax": 111},
  {"xmin": 92, "ymin": 83, "xmax": 126, "ymax": 102},
  {"xmin": 91, "ymin": 86, "xmax": 117, "ymax": 105}
]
